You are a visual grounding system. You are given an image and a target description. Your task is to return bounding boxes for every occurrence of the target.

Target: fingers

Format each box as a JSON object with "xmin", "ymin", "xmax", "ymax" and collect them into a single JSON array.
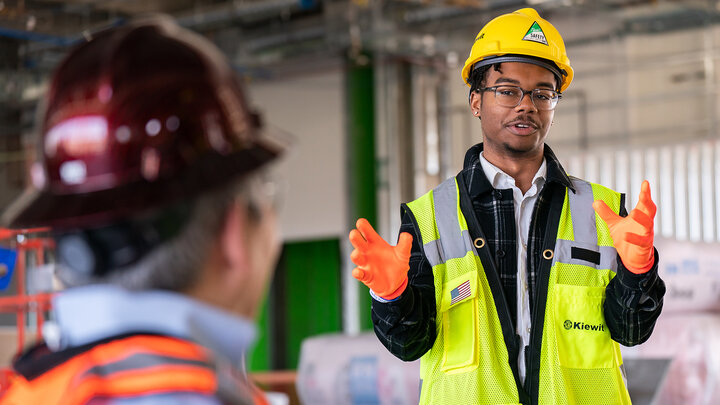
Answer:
[
  {"xmin": 593, "ymin": 200, "xmax": 619, "ymax": 225},
  {"xmin": 352, "ymin": 267, "xmax": 364, "ymax": 281},
  {"xmin": 350, "ymin": 249, "xmax": 367, "ymax": 267},
  {"xmin": 356, "ymin": 218, "xmax": 382, "ymax": 244},
  {"xmin": 641, "ymin": 179, "xmax": 650, "ymax": 196},
  {"xmin": 397, "ymin": 232, "xmax": 413, "ymax": 254},
  {"xmin": 352, "ymin": 267, "xmax": 373, "ymax": 284},
  {"xmin": 623, "ymin": 231, "xmax": 654, "ymax": 248},
  {"xmin": 635, "ymin": 180, "xmax": 657, "ymax": 219},
  {"xmin": 629, "ymin": 208, "xmax": 654, "ymax": 231},
  {"xmin": 348, "ymin": 229, "xmax": 368, "ymax": 250}
]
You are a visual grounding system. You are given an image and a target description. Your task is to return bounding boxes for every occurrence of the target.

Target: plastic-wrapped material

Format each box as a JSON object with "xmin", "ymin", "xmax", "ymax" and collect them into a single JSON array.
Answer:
[
  {"xmin": 296, "ymin": 332, "xmax": 420, "ymax": 405},
  {"xmin": 653, "ymin": 314, "xmax": 720, "ymax": 405},
  {"xmin": 622, "ymin": 313, "xmax": 720, "ymax": 405},
  {"xmin": 654, "ymin": 238, "xmax": 720, "ymax": 312},
  {"xmin": 628, "ymin": 238, "xmax": 720, "ymax": 403}
]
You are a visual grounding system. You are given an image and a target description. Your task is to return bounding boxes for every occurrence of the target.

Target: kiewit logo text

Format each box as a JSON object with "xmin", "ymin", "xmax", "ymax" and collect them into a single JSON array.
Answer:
[{"xmin": 564, "ymin": 319, "xmax": 605, "ymax": 332}]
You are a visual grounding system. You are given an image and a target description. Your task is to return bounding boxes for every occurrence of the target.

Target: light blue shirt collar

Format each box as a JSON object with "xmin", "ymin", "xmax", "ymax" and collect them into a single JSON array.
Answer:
[{"xmin": 47, "ymin": 284, "xmax": 256, "ymax": 368}]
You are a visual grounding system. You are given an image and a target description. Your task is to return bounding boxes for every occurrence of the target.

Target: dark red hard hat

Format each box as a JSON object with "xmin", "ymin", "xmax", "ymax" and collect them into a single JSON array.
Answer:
[{"xmin": 2, "ymin": 15, "xmax": 285, "ymax": 230}]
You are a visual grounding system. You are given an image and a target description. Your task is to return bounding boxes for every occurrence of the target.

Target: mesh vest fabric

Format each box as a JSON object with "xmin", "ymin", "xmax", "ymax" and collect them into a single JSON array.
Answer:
[
  {"xmin": 537, "ymin": 179, "xmax": 631, "ymax": 405},
  {"xmin": 405, "ymin": 176, "xmax": 630, "ymax": 405},
  {"xmin": 407, "ymin": 178, "xmax": 519, "ymax": 405}
]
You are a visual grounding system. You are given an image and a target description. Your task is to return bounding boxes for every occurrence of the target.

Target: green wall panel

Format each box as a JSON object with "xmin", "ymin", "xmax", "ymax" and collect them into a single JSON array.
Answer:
[
  {"xmin": 346, "ymin": 53, "xmax": 376, "ymax": 331},
  {"xmin": 247, "ymin": 238, "xmax": 343, "ymax": 371},
  {"xmin": 247, "ymin": 296, "xmax": 271, "ymax": 372},
  {"xmin": 282, "ymin": 238, "xmax": 343, "ymax": 369}
]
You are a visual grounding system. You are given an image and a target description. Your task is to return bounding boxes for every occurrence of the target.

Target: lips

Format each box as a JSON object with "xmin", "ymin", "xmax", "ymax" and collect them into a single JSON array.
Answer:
[{"xmin": 505, "ymin": 119, "xmax": 538, "ymax": 136}]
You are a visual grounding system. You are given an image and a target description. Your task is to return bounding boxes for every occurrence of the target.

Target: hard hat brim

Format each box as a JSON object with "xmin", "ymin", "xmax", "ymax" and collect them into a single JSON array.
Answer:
[
  {"xmin": 471, "ymin": 55, "xmax": 566, "ymax": 90},
  {"xmin": 2, "ymin": 130, "xmax": 288, "ymax": 230}
]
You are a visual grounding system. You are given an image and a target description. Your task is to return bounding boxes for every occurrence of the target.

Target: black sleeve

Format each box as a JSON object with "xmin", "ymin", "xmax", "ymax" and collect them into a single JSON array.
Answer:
[
  {"xmin": 370, "ymin": 206, "xmax": 437, "ymax": 361},
  {"xmin": 604, "ymin": 198, "xmax": 666, "ymax": 346}
]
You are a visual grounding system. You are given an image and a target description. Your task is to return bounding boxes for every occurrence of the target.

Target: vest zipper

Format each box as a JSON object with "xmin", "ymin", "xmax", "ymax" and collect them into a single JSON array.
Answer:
[
  {"xmin": 525, "ymin": 184, "xmax": 566, "ymax": 405},
  {"xmin": 455, "ymin": 174, "xmax": 524, "ymax": 395},
  {"xmin": 526, "ymin": 265, "xmax": 545, "ymax": 404}
]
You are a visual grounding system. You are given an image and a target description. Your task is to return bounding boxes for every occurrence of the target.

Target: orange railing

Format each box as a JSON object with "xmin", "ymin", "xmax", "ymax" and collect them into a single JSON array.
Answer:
[{"xmin": 0, "ymin": 228, "xmax": 55, "ymax": 356}]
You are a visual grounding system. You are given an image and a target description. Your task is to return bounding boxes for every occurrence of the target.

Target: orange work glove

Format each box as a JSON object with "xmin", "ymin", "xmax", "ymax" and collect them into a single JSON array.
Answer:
[
  {"xmin": 593, "ymin": 180, "xmax": 657, "ymax": 274},
  {"xmin": 349, "ymin": 218, "xmax": 413, "ymax": 300}
]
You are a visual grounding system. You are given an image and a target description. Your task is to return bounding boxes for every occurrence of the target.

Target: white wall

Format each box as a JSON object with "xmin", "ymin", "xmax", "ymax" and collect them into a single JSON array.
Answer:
[
  {"xmin": 248, "ymin": 70, "xmax": 347, "ymax": 241},
  {"xmin": 448, "ymin": 64, "xmax": 482, "ymax": 175}
]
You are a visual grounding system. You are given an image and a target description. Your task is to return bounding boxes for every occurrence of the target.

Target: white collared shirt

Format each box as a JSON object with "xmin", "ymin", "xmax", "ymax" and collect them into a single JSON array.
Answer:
[{"xmin": 479, "ymin": 152, "xmax": 547, "ymax": 386}]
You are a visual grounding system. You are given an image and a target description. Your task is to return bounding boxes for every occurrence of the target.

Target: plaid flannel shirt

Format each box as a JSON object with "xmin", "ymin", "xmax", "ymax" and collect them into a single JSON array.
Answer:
[{"xmin": 371, "ymin": 143, "xmax": 665, "ymax": 363}]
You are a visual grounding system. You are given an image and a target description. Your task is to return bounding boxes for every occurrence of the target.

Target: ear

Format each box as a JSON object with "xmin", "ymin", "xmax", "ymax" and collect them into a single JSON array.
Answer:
[
  {"xmin": 469, "ymin": 90, "xmax": 482, "ymax": 115},
  {"xmin": 219, "ymin": 201, "xmax": 250, "ymax": 280}
]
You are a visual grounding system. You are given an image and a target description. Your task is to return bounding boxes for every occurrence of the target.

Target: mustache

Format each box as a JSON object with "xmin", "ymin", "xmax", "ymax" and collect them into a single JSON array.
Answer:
[{"xmin": 505, "ymin": 115, "xmax": 540, "ymax": 128}]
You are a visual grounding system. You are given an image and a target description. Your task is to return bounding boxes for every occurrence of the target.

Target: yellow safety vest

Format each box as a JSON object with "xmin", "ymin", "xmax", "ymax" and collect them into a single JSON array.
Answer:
[{"xmin": 405, "ymin": 175, "xmax": 631, "ymax": 405}]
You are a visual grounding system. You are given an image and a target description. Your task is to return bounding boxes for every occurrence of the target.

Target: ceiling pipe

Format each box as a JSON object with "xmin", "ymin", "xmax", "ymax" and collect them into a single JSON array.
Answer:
[
  {"xmin": 0, "ymin": 26, "xmax": 77, "ymax": 46},
  {"xmin": 175, "ymin": 0, "xmax": 318, "ymax": 29}
]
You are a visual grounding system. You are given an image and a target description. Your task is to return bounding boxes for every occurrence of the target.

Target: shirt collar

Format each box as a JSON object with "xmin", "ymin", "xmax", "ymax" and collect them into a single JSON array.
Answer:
[
  {"xmin": 49, "ymin": 284, "xmax": 256, "ymax": 367},
  {"xmin": 478, "ymin": 151, "xmax": 547, "ymax": 191},
  {"xmin": 463, "ymin": 143, "xmax": 575, "ymax": 200}
]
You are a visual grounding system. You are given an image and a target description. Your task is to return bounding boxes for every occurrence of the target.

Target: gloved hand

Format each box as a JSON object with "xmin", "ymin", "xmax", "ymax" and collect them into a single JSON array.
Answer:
[
  {"xmin": 593, "ymin": 180, "xmax": 656, "ymax": 274},
  {"xmin": 349, "ymin": 218, "xmax": 413, "ymax": 300}
]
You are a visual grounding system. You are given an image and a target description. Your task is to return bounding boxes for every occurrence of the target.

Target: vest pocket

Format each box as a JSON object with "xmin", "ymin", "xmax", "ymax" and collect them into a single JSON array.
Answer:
[
  {"xmin": 553, "ymin": 284, "xmax": 616, "ymax": 369},
  {"xmin": 440, "ymin": 272, "xmax": 478, "ymax": 374}
]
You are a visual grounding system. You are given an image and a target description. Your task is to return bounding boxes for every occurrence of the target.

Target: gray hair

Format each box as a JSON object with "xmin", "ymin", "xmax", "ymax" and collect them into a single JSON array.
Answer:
[{"xmin": 58, "ymin": 175, "xmax": 263, "ymax": 291}]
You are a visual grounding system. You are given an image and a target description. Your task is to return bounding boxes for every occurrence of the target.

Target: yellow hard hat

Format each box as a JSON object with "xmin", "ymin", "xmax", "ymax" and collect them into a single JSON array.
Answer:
[{"xmin": 461, "ymin": 8, "xmax": 573, "ymax": 93}]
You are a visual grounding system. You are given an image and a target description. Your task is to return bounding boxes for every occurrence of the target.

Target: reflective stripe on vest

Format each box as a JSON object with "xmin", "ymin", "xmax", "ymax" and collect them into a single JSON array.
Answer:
[
  {"xmin": 554, "ymin": 178, "xmax": 618, "ymax": 270},
  {"xmin": 82, "ymin": 352, "xmax": 211, "ymax": 378},
  {"xmin": 406, "ymin": 176, "xmax": 629, "ymax": 405},
  {"xmin": 422, "ymin": 177, "xmax": 476, "ymax": 267},
  {"xmin": 0, "ymin": 336, "xmax": 221, "ymax": 405}
]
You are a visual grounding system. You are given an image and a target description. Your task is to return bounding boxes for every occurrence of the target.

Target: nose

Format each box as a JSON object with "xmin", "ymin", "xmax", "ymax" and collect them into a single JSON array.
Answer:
[{"xmin": 516, "ymin": 91, "xmax": 537, "ymax": 113}]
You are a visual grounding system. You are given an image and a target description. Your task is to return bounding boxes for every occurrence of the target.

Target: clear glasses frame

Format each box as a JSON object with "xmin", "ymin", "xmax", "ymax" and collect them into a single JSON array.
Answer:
[{"xmin": 478, "ymin": 85, "xmax": 561, "ymax": 111}]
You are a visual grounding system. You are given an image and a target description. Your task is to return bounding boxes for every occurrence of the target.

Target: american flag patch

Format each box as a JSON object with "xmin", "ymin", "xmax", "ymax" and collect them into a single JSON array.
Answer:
[{"xmin": 450, "ymin": 280, "xmax": 471, "ymax": 306}]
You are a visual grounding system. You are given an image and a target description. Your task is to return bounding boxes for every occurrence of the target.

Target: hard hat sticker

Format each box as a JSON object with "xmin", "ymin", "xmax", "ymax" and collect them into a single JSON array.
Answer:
[{"xmin": 522, "ymin": 21, "xmax": 548, "ymax": 45}]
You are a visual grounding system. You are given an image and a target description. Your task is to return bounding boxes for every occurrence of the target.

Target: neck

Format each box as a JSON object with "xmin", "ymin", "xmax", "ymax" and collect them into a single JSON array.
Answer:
[
  {"xmin": 482, "ymin": 145, "xmax": 544, "ymax": 194},
  {"xmin": 184, "ymin": 255, "xmax": 256, "ymax": 320}
]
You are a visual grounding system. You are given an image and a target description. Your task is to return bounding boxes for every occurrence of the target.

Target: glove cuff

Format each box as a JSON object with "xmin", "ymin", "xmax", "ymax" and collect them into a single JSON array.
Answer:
[
  {"xmin": 378, "ymin": 277, "xmax": 408, "ymax": 300},
  {"xmin": 623, "ymin": 255, "xmax": 655, "ymax": 274}
]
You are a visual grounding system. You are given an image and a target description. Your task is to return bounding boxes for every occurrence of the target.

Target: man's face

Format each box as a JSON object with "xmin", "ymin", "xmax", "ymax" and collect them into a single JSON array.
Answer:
[
  {"xmin": 242, "ymin": 180, "xmax": 281, "ymax": 319},
  {"xmin": 470, "ymin": 62, "xmax": 556, "ymax": 158},
  {"xmin": 195, "ymin": 175, "xmax": 281, "ymax": 320}
]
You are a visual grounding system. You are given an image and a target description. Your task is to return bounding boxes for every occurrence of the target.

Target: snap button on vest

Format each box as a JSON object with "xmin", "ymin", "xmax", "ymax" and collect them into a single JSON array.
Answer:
[
  {"xmin": 496, "ymin": 249, "xmax": 505, "ymax": 258},
  {"xmin": 493, "ymin": 190, "xmax": 503, "ymax": 199},
  {"xmin": 543, "ymin": 249, "xmax": 554, "ymax": 260},
  {"xmin": 474, "ymin": 237, "xmax": 486, "ymax": 249}
]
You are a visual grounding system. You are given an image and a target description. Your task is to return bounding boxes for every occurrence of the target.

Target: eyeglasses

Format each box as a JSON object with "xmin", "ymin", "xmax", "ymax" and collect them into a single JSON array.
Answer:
[
  {"xmin": 252, "ymin": 170, "xmax": 282, "ymax": 211},
  {"xmin": 478, "ymin": 85, "xmax": 561, "ymax": 111}
]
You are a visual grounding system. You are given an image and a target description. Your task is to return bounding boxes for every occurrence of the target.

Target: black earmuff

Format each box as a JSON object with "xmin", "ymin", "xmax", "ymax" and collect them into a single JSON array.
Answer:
[{"xmin": 54, "ymin": 203, "xmax": 192, "ymax": 277}]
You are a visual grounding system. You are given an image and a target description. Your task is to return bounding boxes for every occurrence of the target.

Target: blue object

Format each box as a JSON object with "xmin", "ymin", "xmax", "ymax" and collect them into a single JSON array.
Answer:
[
  {"xmin": 349, "ymin": 356, "xmax": 380, "ymax": 405},
  {"xmin": 0, "ymin": 247, "xmax": 18, "ymax": 291},
  {"xmin": 299, "ymin": 0, "xmax": 316, "ymax": 10}
]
